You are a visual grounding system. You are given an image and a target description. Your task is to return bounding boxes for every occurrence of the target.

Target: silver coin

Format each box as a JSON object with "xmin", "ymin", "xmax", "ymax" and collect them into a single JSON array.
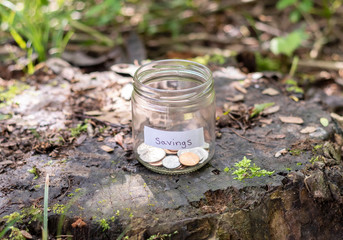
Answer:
[
  {"xmin": 140, "ymin": 146, "xmax": 166, "ymax": 163},
  {"xmin": 162, "ymin": 156, "xmax": 181, "ymax": 169},
  {"xmin": 137, "ymin": 142, "xmax": 151, "ymax": 155},
  {"xmin": 197, "ymin": 148, "xmax": 209, "ymax": 163},
  {"xmin": 201, "ymin": 142, "xmax": 210, "ymax": 150}
]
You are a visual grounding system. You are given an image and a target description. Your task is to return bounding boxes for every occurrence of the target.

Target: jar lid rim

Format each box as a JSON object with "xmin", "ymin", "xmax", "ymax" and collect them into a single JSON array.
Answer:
[{"xmin": 133, "ymin": 59, "xmax": 213, "ymax": 94}]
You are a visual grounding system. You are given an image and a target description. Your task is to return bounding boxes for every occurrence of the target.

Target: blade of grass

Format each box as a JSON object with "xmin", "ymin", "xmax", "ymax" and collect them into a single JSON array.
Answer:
[
  {"xmin": 43, "ymin": 174, "xmax": 49, "ymax": 240},
  {"xmin": 0, "ymin": 215, "xmax": 22, "ymax": 238}
]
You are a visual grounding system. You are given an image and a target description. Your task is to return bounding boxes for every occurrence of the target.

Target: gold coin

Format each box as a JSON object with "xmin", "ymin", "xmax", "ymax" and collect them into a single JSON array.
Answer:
[
  {"xmin": 179, "ymin": 152, "xmax": 200, "ymax": 166},
  {"xmin": 164, "ymin": 149, "xmax": 178, "ymax": 154}
]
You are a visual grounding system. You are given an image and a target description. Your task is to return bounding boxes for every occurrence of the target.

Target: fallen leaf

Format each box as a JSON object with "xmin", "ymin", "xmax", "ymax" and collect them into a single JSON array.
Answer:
[
  {"xmin": 275, "ymin": 148, "xmax": 288, "ymax": 158},
  {"xmin": 71, "ymin": 218, "xmax": 87, "ymax": 228},
  {"xmin": 269, "ymin": 134, "xmax": 286, "ymax": 139},
  {"xmin": 233, "ymin": 82, "xmax": 247, "ymax": 94},
  {"xmin": 300, "ymin": 126, "xmax": 317, "ymax": 134},
  {"xmin": 289, "ymin": 95, "xmax": 299, "ymax": 102},
  {"xmin": 114, "ymin": 133, "xmax": 125, "ymax": 149},
  {"xmin": 279, "ymin": 116, "xmax": 304, "ymax": 124},
  {"xmin": 331, "ymin": 113, "xmax": 343, "ymax": 123},
  {"xmin": 20, "ymin": 230, "xmax": 33, "ymax": 239},
  {"xmin": 100, "ymin": 145, "xmax": 114, "ymax": 153},
  {"xmin": 226, "ymin": 94, "xmax": 244, "ymax": 102},
  {"xmin": 76, "ymin": 135, "xmax": 87, "ymax": 145},
  {"xmin": 262, "ymin": 88, "xmax": 280, "ymax": 96},
  {"xmin": 262, "ymin": 105, "xmax": 280, "ymax": 115},
  {"xmin": 320, "ymin": 117, "xmax": 329, "ymax": 127},
  {"xmin": 0, "ymin": 160, "xmax": 13, "ymax": 166},
  {"xmin": 251, "ymin": 102, "xmax": 275, "ymax": 118},
  {"xmin": 85, "ymin": 110, "xmax": 103, "ymax": 116},
  {"xmin": 260, "ymin": 119, "xmax": 273, "ymax": 124}
]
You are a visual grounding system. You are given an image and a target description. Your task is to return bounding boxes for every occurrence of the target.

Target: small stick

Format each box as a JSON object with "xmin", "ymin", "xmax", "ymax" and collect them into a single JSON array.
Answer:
[{"xmin": 229, "ymin": 128, "xmax": 273, "ymax": 146}]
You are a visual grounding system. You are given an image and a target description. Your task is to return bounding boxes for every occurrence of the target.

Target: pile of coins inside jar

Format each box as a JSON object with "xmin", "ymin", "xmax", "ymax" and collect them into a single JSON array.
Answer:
[{"xmin": 137, "ymin": 142, "xmax": 209, "ymax": 170}]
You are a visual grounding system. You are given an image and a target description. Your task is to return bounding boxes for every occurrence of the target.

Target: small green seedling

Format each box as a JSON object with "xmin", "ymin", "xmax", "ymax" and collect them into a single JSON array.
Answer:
[
  {"xmin": 226, "ymin": 156, "xmax": 274, "ymax": 181},
  {"xmin": 250, "ymin": 102, "xmax": 275, "ymax": 118},
  {"xmin": 27, "ymin": 166, "xmax": 40, "ymax": 179},
  {"xmin": 70, "ymin": 122, "xmax": 88, "ymax": 137}
]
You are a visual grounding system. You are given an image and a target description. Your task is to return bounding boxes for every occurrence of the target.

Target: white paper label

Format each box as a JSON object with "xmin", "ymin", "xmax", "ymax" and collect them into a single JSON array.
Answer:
[{"xmin": 144, "ymin": 126, "xmax": 205, "ymax": 150}]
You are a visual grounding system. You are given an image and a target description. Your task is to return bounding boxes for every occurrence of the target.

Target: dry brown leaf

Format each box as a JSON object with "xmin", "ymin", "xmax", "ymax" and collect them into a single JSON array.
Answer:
[
  {"xmin": 262, "ymin": 88, "xmax": 280, "ymax": 96},
  {"xmin": 100, "ymin": 145, "xmax": 114, "ymax": 152},
  {"xmin": 269, "ymin": 134, "xmax": 286, "ymax": 139},
  {"xmin": 279, "ymin": 116, "xmax": 304, "ymax": 124},
  {"xmin": 71, "ymin": 218, "xmax": 87, "ymax": 228},
  {"xmin": 300, "ymin": 126, "xmax": 317, "ymax": 134},
  {"xmin": 275, "ymin": 148, "xmax": 288, "ymax": 158},
  {"xmin": 226, "ymin": 94, "xmax": 244, "ymax": 102},
  {"xmin": 85, "ymin": 110, "xmax": 103, "ymax": 116},
  {"xmin": 233, "ymin": 82, "xmax": 247, "ymax": 94},
  {"xmin": 262, "ymin": 105, "xmax": 280, "ymax": 115},
  {"xmin": 0, "ymin": 160, "xmax": 14, "ymax": 166},
  {"xmin": 114, "ymin": 133, "xmax": 124, "ymax": 149},
  {"xmin": 260, "ymin": 119, "xmax": 273, "ymax": 124},
  {"xmin": 20, "ymin": 230, "xmax": 33, "ymax": 239}
]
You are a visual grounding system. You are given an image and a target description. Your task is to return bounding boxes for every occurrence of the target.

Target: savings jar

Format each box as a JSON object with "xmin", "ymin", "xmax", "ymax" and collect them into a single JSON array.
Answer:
[{"xmin": 131, "ymin": 59, "xmax": 215, "ymax": 174}]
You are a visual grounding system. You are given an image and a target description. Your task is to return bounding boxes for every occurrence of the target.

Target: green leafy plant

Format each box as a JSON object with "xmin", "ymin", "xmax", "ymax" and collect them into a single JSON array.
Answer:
[
  {"xmin": 0, "ymin": 0, "xmax": 74, "ymax": 66},
  {"xmin": 27, "ymin": 166, "xmax": 40, "ymax": 179},
  {"xmin": 147, "ymin": 230, "xmax": 178, "ymax": 240},
  {"xmin": 42, "ymin": 174, "xmax": 49, "ymax": 240},
  {"xmin": 250, "ymin": 102, "xmax": 275, "ymax": 118},
  {"xmin": 70, "ymin": 122, "xmax": 88, "ymax": 137},
  {"xmin": 285, "ymin": 79, "xmax": 304, "ymax": 94},
  {"xmin": 270, "ymin": 29, "xmax": 308, "ymax": 57},
  {"xmin": 226, "ymin": 156, "xmax": 274, "ymax": 181},
  {"xmin": 0, "ymin": 82, "xmax": 29, "ymax": 108},
  {"xmin": 277, "ymin": 0, "xmax": 313, "ymax": 23}
]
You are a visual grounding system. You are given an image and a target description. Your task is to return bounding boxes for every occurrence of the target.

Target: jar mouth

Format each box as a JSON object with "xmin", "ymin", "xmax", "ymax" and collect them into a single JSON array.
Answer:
[{"xmin": 133, "ymin": 59, "xmax": 213, "ymax": 97}]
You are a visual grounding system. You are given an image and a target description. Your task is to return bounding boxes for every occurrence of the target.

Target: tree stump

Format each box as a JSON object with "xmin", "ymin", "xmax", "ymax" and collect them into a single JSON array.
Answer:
[{"xmin": 1, "ymin": 65, "xmax": 342, "ymax": 240}]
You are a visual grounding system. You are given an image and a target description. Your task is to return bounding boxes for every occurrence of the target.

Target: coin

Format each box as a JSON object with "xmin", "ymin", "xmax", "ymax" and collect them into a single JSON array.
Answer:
[
  {"xmin": 137, "ymin": 142, "xmax": 151, "ymax": 155},
  {"xmin": 139, "ymin": 145, "xmax": 166, "ymax": 163},
  {"xmin": 164, "ymin": 149, "xmax": 178, "ymax": 154},
  {"xmin": 179, "ymin": 152, "xmax": 200, "ymax": 166},
  {"xmin": 149, "ymin": 160, "xmax": 163, "ymax": 166},
  {"xmin": 162, "ymin": 156, "xmax": 181, "ymax": 169},
  {"xmin": 177, "ymin": 147, "xmax": 208, "ymax": 162},
  {"xmin": 197, "ymin": 148, "xmax": 209, "ymax": 163},
  {"xmin": 201, "ymin": 142, "xmax": 210, "ymax": 149}
]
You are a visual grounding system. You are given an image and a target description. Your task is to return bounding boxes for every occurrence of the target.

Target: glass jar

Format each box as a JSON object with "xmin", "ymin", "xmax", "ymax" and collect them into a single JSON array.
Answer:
[{"xmin": 131, "ymin": 59, "xmax": 215, "ymax": 174}]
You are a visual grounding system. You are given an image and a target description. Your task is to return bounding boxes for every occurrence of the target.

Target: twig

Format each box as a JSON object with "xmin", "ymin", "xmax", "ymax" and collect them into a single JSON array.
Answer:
[
  {"xmin": 229, "ymin": 128, "xmax": 272, "ymax": 146},
  {"xmin": 73, "ymin": 114, "xmax": 128, "ymax": 129},
  {"xmin": 298, "ymin": 59, "xmax": 343, "ymax": 70}
]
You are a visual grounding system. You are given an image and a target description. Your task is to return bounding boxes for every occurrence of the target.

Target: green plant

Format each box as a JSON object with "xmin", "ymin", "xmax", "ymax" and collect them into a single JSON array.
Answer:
[
  {"xmin": 285, "ymin": 79, "xmax": 304, "ymax": 94},
  {"xmin": 0, "ymin": 0, "xmax": 74, "ymax": 67},
  {"xmin": 226, "ymin": 156, "xmax": 274, "ymax": 181},
  {"xmin": 70, "ymin": 122, "xmax": 88, "ymax": 137},
  {"xmin": 289, "ymin": 148, "xmax": 303, "ymax": 156},
  {"xmin": 255, "ymin": 53, "xmax": 281, "ymax": 71},
  {"xmin": 42, "ymin": 174, "xmax": 49, "ymax": 240},
  {"xmin": 250, "ymin": 102, "xmax": 275, "ymax": 118},
  {"xmin": 147, "ymin": 230, "xmax": 178, "ymax": 240},
  {"xmin": 27, "ymin": 166, "xmax": 40, "ymax": 179},
  {"xmin": 277, "ymin": 0, "xmax": 313, "ymax": 23},
  {"xmin": 0, "ymin": 82, "xmax": 29, "ymax": 108},
  {"xmin": 270, "ymin": 29, "xmax": 308, "ymax": 57},
  {"xmin": 98, "ymin": 218, "xmax": 110, "ymax": 231}
]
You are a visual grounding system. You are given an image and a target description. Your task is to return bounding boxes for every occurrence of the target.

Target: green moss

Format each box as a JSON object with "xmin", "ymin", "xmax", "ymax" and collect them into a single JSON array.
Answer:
[{"xmin": 0, "ymin": 83, "xmax": 29, "ymax": 108}]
